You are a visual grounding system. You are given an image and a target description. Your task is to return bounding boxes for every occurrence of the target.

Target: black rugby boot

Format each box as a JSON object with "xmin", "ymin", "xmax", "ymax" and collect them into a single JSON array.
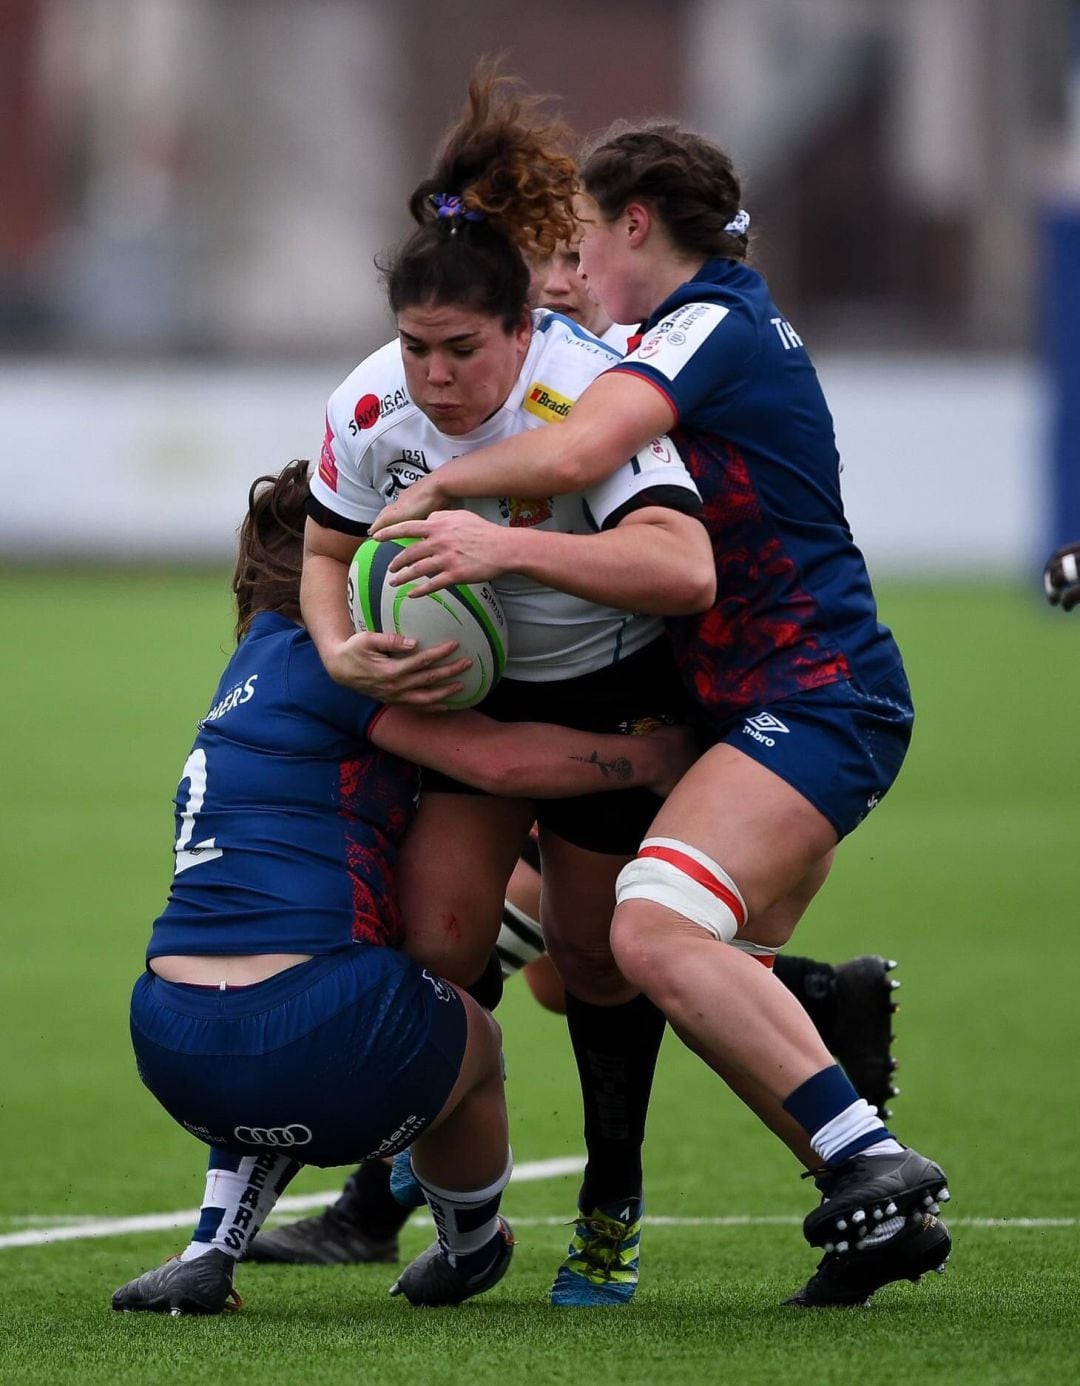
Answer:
[
  {"xmin": 389, "ymin": 1217, "xmax": 514, "ymax": 1307},
  {"xmin": 785, "ymin": 1212, "xmax": 951, "ymax": 1307},
  {"xmin": 111, "ymin": 1250, "xmax": 240, "ymax": 1316},
  {"xmin": 804, "ymin": 1147, "xmax": 950, "ymax": 1252}
]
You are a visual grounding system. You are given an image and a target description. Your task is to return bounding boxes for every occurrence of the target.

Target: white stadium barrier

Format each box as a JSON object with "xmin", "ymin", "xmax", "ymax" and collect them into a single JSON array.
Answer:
[{"xmin": 0, "ymin": 356, "xmax": 1044, "ymax": 575}]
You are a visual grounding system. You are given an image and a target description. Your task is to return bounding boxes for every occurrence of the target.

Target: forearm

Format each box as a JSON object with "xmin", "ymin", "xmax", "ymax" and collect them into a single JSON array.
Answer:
[
  {"xmin": 299, "ymin": 550, "xmax": 354, "ymax": 665},
  {"xmin": 507, "ymin": 513, "xmax": 715, "ymax": 615},
  {"xmin": 436, "ymin": 426, "xmax": 595, "ymax": 502},
  {"xmin": 374, "ymin": 709, "xmax": 665, "ymax": 797},
  {"xmin": 428, "ymin": 376, "xmax": 670, "ymax": 504}
]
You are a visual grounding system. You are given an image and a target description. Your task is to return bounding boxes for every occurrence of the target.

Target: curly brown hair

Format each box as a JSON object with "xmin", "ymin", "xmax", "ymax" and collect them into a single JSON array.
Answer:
[
  {"xmin": 232, "ymin": 459, "xmax": 310, "ymax": 643},
  {"xmin": 581, "ymin": 122, "xmax": 749, "ymax": 262},
  {"xmin": 385, "ymin": 57, "xmax": 578, "ymax": 328}
]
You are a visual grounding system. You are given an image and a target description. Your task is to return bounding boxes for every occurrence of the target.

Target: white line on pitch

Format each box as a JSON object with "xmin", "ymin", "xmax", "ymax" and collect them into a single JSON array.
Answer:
[
  {"xmin": 505, "ymin": 1216, "xmax": 1080, "ymax": 1230},
  {"xmin": 2, "ymin": 1151, "xmax": 1077, "ymax": 1251},
  {"xmin": 0, "ymin": 1156, "xmax": 583, "ymax": 1250}
]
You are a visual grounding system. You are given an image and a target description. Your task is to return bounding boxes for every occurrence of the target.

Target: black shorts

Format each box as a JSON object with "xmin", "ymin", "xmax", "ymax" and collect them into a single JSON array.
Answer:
[{"xmin": 422, "ymin": 638, "xmax": 689, "ymax": 855}]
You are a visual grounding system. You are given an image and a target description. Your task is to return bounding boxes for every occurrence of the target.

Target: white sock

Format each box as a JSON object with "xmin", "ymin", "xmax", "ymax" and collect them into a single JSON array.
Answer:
[{"xmin": 181, "ymin": 1150, "xmax": 300, "ymax": 1262}]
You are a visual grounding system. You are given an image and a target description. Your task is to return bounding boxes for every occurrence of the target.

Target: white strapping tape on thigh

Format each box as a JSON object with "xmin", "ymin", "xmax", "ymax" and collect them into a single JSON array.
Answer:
[
  {"xmin": 615, "ymin": 836, "xmax": 747, "ymax": 943},
  {"xmin": 727, "ymin": 939, "xmax": 781, "ymax": 958}
]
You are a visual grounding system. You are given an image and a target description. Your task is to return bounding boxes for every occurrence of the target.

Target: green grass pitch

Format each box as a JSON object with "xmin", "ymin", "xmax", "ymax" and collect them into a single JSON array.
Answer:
[{"xmin": 1, "ymin": 572, "xmax": 1078, "ymax": 1384}]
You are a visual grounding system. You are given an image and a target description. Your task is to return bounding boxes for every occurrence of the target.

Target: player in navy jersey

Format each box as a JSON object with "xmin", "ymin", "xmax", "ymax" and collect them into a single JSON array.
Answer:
[
  {"xmin": 111, "ymin": 461, "xmax": 693, "ymax": 1317},
  {"xmin": 373, "ymin": 108, "xmax": 952, "ymax": 1309}
]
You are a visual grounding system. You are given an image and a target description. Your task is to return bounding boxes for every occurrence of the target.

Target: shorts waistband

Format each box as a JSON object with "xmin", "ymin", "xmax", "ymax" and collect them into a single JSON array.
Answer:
[{"xmin": 140, "ymin": 949, "xmax": 357, "ymax": 1019}]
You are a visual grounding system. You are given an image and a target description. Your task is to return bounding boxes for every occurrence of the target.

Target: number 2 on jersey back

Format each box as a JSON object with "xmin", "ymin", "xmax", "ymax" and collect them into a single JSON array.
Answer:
[{"xmin": 174, "ymin": 748, "xmax": 224, "ymax": 875}]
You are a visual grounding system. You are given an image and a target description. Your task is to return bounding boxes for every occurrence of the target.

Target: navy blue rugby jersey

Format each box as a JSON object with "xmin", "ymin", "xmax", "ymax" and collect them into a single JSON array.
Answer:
[
  {"xmin": 148, "ymin": 611, "xmax": 418, "ymax": 959},
  {"xmin": 613, "ymin": 258, "xmax": 904, "ymax": 720}
]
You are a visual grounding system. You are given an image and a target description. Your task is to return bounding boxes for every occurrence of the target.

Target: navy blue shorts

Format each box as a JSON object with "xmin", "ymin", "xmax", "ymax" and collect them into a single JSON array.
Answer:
[
  {"xmin": 694, "ymin": 668, "xmax": 915, "ymax": 840},
  {"xmin": 129, "ymin": 946, "xmax": 468, "ymax": 1167}
]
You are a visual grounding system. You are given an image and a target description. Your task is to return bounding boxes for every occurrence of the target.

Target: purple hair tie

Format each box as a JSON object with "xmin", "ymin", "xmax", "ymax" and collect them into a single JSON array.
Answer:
[{"xmin": 431, "ymin": 193, "xmax": 485, "ymax": 222}]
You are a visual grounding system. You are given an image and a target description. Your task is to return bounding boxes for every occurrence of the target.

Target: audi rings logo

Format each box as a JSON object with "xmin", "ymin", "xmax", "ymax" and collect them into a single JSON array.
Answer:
[{"xmin": 233, "ymin": 1124, "xmax": 313, "ymax": 1147}]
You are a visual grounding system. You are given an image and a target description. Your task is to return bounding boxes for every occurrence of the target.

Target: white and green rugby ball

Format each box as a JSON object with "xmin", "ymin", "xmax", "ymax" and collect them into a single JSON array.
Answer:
[{"xmin": 347, "ymin": 537, "xmax": 508, "ymax": 709}]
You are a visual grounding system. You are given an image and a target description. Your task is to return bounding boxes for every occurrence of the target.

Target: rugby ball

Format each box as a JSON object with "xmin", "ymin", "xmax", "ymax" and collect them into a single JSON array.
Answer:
[{"xmin": 347, "ymin": 537, "xmax": 508, "ymax": 709}]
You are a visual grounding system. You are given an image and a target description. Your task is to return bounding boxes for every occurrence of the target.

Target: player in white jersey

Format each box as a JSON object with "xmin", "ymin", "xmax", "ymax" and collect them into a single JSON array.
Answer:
[
  {"xmin": 310, "ymin": 307, "xmax": 702, "ymax": 685},
  {"xmin": 300, "ymin": 64, "xmax": 714, "ymax": 1305},
  {"xmin": 530, "ymin": 235, "xmax": 635, "ymax": 353}
]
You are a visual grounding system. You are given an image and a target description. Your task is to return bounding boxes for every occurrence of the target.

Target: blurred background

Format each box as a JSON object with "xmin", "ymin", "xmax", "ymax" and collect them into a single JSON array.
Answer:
[
  {"xmin": 3, "ymin": 11, "xmax": 1080, "ymax": 1358},
  {"xmin": 1, "ymin": 0, "xmax": 1079, "ymax": 568}
]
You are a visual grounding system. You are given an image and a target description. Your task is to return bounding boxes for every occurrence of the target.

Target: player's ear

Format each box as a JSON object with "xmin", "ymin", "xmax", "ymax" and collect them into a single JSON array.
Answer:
[
  {"xmin": 512, "ymin": 303, "xmax": 533, "ymax": 346},
  {"xmin": 624, "ymin": 201, "xmax": 652, "ymax": 249}
]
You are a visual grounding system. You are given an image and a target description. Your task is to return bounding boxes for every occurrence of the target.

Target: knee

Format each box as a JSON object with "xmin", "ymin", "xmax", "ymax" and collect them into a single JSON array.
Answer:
[
  {"xmin": 610, "ymin": 902, "xmax": 678, "ymax": 996},
  {"xmin": 404, "ymin": 919, "xmax": 495, "ymax": 989},
  {"xmin": 546, "ymin": 934, "xmax": 628, "ymax": 1003}
]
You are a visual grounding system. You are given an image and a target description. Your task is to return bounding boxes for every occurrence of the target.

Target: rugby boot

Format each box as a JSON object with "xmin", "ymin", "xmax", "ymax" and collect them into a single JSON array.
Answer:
[
  {"xmin": 785, "ymin": 1212, "xmax": 951, "ymax": 1307},
  {"xmin": 389, "ymin": 1148, "xmax": 426, "ymax": 1209},
  {"xmin": 829, "ymin": 956, "xmax": 901, "ymax": 1117},
  {"xmin": 111, "ymin": 1250, "xmax": 241, "ymax": 1316},
  {"xmin": 804, "ymin": 1147, "xmax": 950, "ymax": 1252},
  {"xmin": 389, "ymin": 1217, "xmax": 514, "ymax": 1306},
  {"xmin": 244, "ymin": 1204, "xmax": 399, "ymax": 1265},
  {"xmin": 549, "ymin": 1195, "xmax": 642, "ymax": 1306}
]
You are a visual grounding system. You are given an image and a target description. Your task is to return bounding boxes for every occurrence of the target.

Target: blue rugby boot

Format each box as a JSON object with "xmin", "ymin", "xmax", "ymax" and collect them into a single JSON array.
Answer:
[
  {"xmin": 549, "ymin": 1195, "xmax": 643, "ymax": 1306},
  {"xmin": 390, "ymin": 1149, "xmax": 426, "ymax": 1209}
]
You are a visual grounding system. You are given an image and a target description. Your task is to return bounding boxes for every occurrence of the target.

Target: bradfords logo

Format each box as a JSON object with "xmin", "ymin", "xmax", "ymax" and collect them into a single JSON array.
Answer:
[
  {"xmin": 348, "ymin": 387, "xmax": 410, "ymax": 435},
  {"xmin": 523, "ymin": 382, "xmax": 573, "ymax": 423},
  {"xmin": 318, "ymin": 416, "xmax": 338, "ymax": 490},
  {"xmin": 741, "ymin": 711, "xmax": 790, "ymax": 748}
]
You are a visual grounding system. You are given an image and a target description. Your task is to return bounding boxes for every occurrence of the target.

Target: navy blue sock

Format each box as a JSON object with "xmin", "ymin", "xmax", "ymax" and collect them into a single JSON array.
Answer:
[{"xmin": 783, "ymin": 1065, "xmax": 894, "ymax": 1167}]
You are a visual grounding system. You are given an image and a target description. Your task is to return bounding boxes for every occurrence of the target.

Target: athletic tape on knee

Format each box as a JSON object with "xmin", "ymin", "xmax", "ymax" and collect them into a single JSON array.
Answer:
[{"xmin": 615, "ymin": 837, "xmax": 747, "ymax": 943}]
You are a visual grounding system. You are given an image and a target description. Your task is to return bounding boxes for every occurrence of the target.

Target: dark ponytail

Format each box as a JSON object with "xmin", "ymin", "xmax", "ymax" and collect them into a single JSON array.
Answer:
[{"xmin": 581, "ymin": 122, "xmax": 750, "ymax": 262}]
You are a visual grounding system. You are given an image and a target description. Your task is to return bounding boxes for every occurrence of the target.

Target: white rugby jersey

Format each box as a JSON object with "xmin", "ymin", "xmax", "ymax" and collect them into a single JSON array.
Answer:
[
  {"xmin": 311, "ymin": 310, "xmax": 702, "ymax": 682},
  {"xmin": 601, "ymin": 321, "xmax": 637, "ymax": 353}
]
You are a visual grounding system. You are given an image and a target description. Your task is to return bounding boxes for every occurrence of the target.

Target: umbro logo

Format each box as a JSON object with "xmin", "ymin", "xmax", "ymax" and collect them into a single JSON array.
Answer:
[
  {"xmin": 742, "ymin": 712, "xmax": 790, "ymax": 748},
  {"xmin": 746, "ymin": 713, "xmax": 789, "ymax": 735}
]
